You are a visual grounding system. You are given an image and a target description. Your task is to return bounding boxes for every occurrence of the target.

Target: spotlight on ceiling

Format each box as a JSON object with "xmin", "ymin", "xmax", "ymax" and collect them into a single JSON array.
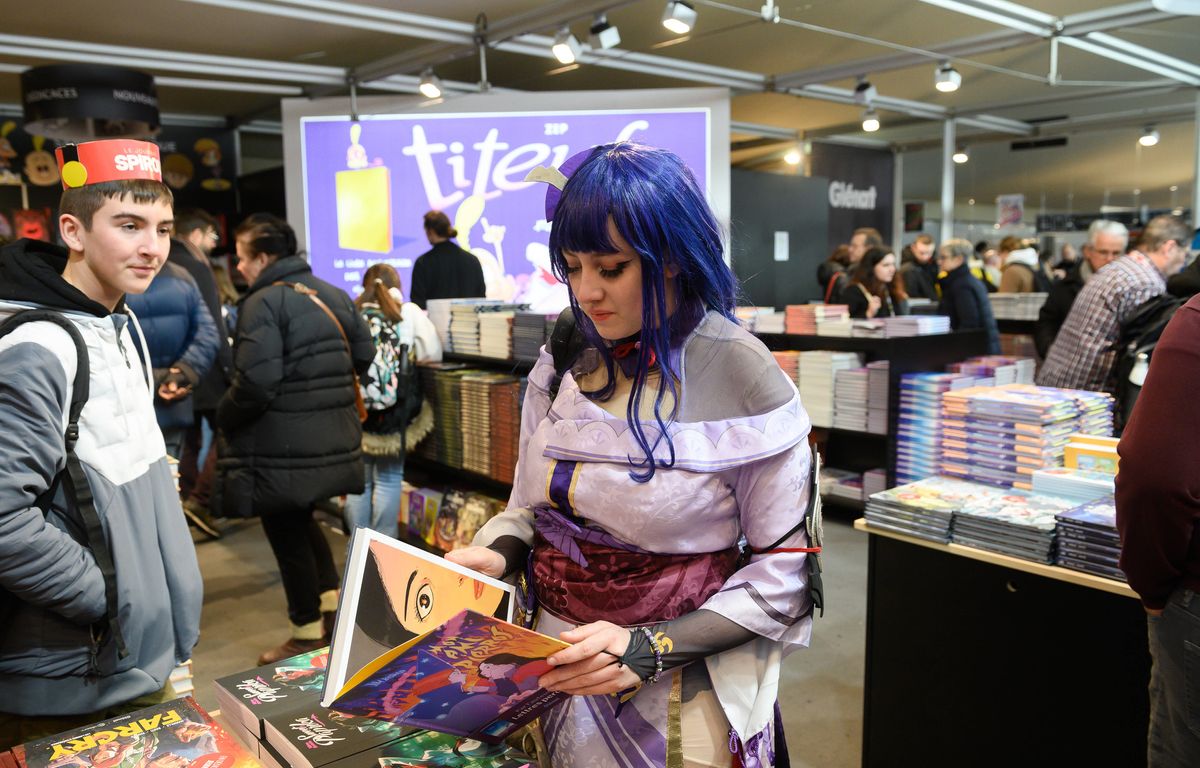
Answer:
[
  {"xmin": 1138, "ymin": 126, "xmax": 1160, "ymax": 147},
  {"xmin": 784, "ymin": 147, "xmax": 802, "ymax": 165},
  {"xmin": 552, "ymin": 27, "xmax": 582, "ymax": 64},
  {"xmin": 862, "ymin": 107, "xmax": 880, "ymax": 133},
  {"xmin": 662, "ymin": 1, "xmax": 697, "ymax": 35},
  {"xmin": 935, "ymin": 61, "xmax": 962, "ymax": 93},
  {"xmin": 853, "ymin": 76, "xmax": 877, "ymax": 106},
  {"xmin": 417, "ymin": 68, "xmax": 443, "ymax": 99},
  {"xmin": 953, "ymin": 145, "xmax": 969, "ymax": 164},
  {"xmin": 588, "ymin": 14, "xmax": 621, "ymax": 49}
]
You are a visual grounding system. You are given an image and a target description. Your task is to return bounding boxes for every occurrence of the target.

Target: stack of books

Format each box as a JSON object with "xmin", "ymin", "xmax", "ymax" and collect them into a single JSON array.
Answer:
[
  {"xmin": 940, "ymin": 385, "xmax": 1114, "ymax": 490},
  {"xmin": 833, "ymin": 367, "xmax": 870, "ymax": 432},
  {"xmin": 882, "ymin": 315, "xmax": 952, "ymax": 336},
  {"xmin": 820, "ymin": 467, "xmax": 864, "ymax": 503},
  {"xmin": 513, "ymin": 311, "xmax": 554, "ymax": 361},
  {"xmin": 951, "ymin": 489, "xmax": 1076, "ymax": 564},
  {"xmin": 1064, "ymin": 434, "xmax": 1120, "ymax": 474},
  {"xmin": 863, "ymin": 467, "xmax": 888, "ymax": 499},
  {"xmin": 215, "ymin": 646, "xmax": 536, "ymax": 768},
  {"xmin": 785, "ymin": 304, "xmax": 849, "ymax": 335},
  {"xmin": 815, "ymin": 314, "xmax": 854, "ymax": 337},
  {"xmin": 461, "ymin": 373, "xmax": 506, "ymax": 476},
  {"xmin": 478, "ymin": 310, "xmax": 516, "ymax": 359},
  {"xmin": 424, "ymin": 299, "xmax": 454, "ymax": 349},
  {"xmin": 417, "ymin": 364, "xmax": 474, "ymax": 468},
  {"xmin": 1031, "ymin": 467, "xmax": 1115, "ymax": 504},
  {"xmin": 989, "ymin": 292, "xmax": 1047, "ymax": 320},
  {"xmin": 895, "ymin": 372, "xmax": 976, "ymax": 484},
  {"xmin": 867, "ymin": 360, "xmax": 889, "ymax": 435},
  {"xmin": 489, "ymin": 377, "xmax": 523, "ymax": 484},
  {"xmin": 1055, "ymin": 496, "xmax": 1125, "ymax": 581},
  {"xmin": 771, "ymin": 350, "xmax": 801, "ymax": 387},
  {"xmin": 735, "ymin": 306, "xmax": 779, "ymax": 332},
  {"xmin": 949, "ymin": 355, "xmax": 1036, "ymax": 386},
  {"xmin": 755, "ymin": 311, "xmax": 786, "ymax": 334},
  {"xmin": 864, "ymin": 475, "xmax": 988, "ymax": 543},
  {"xmin": 447, "ymin": 300, "xmax": 508, "ymax": 355},
  {"xmin": 799, "ymin": 351, "xmax": 863, "ymax": 427}
]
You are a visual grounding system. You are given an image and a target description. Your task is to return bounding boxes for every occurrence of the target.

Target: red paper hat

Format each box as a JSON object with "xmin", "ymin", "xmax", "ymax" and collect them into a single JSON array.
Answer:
[{"xmin": 54, "ymin": 139, "xmax": 162, "ymax": 189}]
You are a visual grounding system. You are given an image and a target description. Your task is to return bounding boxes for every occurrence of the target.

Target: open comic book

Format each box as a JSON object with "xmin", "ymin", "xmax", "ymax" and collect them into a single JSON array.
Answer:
[
  {"xmin": 322, "ymin": 529, "xmax": 515, "ymax": 710},
  {"xmin": 329, "ymin": 610, "xmax": 569, "ymax": 744}
]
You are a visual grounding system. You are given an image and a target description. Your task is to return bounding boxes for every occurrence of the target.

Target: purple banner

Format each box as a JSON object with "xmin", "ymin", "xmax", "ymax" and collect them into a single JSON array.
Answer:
[{"xmin": 300, "ymin": 109, "xmax": 709, "ymax": 309}]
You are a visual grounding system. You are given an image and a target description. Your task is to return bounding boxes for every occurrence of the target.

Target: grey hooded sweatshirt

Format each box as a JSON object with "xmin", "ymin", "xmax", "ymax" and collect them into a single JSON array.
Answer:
[{"xmin": 0, "ymin": 237, "xmax": 202, "ymax": 716}]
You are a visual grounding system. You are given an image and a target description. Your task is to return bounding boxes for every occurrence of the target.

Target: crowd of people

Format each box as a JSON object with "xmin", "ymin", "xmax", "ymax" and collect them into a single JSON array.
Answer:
[{"xmin": 0, "ymin": 133, "xmax": 1195, "ymax": 765}]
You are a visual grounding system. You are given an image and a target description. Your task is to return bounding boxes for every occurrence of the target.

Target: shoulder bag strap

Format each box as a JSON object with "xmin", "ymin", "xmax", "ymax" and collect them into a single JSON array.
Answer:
[{"xmin": 273, "ymin": 282, "xmax": 367, "ymax": 421}]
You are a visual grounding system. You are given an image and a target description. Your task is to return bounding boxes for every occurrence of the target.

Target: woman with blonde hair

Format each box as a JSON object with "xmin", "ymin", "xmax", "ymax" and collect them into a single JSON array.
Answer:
[{"xmin": 345, "ymin": 263, "xmax": 441, "ymax": 539}]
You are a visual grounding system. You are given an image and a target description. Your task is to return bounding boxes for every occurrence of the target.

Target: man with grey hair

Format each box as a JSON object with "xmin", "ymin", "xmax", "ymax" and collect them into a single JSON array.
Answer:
[
  {"xmin": 1037, "ymin": 215, "xmax": 1190, "ymax": 393},
  {"xmin": 1034, "ymin": 220, "xmax": 1128, "ymax": 357}
]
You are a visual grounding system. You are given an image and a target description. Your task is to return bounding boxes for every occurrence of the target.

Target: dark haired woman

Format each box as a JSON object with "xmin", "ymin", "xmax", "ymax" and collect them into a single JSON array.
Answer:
[
  {"xmin": 408, "ymin": 209, "xmax": 487, "ymax": 309},
  {"xmin": 217, "ymin": 213, "xmax": 374, "ymax": 665},
  {"xmin": 344, "ymin": 263, "xmax": 441, "ymax": 539},
  {"xmin": 844, "ymin": 247, "xmax": 908, "ymax": 319},
  {"xmin": 446, "ymin": 143, "xmax": 815, "ymax": 767}
]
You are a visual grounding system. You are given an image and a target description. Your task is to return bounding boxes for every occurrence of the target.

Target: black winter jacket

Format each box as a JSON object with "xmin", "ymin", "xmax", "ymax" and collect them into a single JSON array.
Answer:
[
  {"xmin": 938, "ymin": 263, "xmax": 1000, "ymax": 354},
  {"xmin": 900, "ymin": 260, "xmax": 939, "ymax": 301},
  {"xmin": 1034, "ymin": 260, "xmax": 1089, "ymax": 358},
  {"xmin": 216, "ymin": 256, "xmax": 375, "ymax": 517}
]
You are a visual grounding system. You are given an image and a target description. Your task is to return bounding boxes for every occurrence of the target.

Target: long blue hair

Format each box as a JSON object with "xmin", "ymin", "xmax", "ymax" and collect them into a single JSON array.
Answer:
[{"xmin": 548, "ymin": 142, "xmax": 737, "ymax": 482}]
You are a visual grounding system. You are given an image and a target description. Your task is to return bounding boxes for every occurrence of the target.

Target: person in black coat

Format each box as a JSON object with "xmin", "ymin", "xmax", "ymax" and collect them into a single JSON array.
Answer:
[
  {"xmin": 409, "ymin": 210, "xmax": 487, "ymax": 308},
  {"xmin": 217, "ymin": 213, "xmax": 374, "ymax": 665},
  {"xmin": 842, "ymin": 247, "xmax": 908, "ymax": 319},
  {"xmin": 937, "ymin": 238, "xmax": 1001, "ymax": 354}
]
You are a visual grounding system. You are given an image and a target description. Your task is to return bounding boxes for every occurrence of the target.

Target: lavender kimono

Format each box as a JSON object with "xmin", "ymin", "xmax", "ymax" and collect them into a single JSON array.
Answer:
[{"xmin": 474, "ymin": 313, "xmax": 815, "ymax": 767}]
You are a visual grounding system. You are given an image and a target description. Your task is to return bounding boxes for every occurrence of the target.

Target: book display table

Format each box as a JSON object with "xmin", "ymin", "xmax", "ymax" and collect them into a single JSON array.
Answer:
[{"xmin": 854, "ymin": 519, "xmax": 1149, "ymax": 766}]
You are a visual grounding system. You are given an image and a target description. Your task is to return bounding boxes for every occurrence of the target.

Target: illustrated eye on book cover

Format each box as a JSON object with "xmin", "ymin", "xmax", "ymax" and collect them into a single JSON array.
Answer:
[
  {"xmin": 20, "ymin": 696, "xmax": 259, "ymax": 768},
  {"xmin": 322, "ymin": 529, "xmax": 516, "ymax": 712},
  {"xmin": 328, "ymin": 609, "xmax": 569, "ymax": 745}
]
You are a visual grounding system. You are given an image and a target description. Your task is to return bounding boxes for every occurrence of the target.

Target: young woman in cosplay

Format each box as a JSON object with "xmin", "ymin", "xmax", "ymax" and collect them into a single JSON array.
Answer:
[{"xmin": 447, "ymin": 143, "xmax": 818, "ymax": 768}]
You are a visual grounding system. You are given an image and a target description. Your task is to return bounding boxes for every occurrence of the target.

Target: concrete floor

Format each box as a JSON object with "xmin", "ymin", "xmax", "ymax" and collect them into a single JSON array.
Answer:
[{"xmin": 188, "ymin": 512, "xmax": 868, "ymax": 767}]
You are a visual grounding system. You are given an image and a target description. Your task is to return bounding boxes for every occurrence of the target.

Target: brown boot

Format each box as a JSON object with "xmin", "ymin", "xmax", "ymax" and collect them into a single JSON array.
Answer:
[{"xmin": 257, "ymin": 636, "xmax": 327, "ymax": 666}]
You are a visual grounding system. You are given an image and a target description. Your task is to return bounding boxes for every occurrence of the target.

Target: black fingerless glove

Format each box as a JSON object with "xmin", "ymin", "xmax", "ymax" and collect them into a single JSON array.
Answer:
[{"xmin": 619, "ymin": 609, "xmax": 757, "ymax": 682}]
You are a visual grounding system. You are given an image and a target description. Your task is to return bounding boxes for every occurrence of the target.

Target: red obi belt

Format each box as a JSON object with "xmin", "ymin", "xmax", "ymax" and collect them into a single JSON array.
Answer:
[{"xmin": 531, "ymin": 501, "xmax": 739, "ymax": 627}]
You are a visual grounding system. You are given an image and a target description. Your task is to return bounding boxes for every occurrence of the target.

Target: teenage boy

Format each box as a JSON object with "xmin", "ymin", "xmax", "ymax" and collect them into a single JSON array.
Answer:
[{"xmin": 0, "ymin": 139, "xmax": 202, "ymax": 748}]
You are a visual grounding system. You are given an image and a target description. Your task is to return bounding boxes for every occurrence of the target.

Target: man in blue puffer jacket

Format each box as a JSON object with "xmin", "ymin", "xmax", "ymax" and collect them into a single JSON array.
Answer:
[{"xmin": 126, "ymin": 261, "xmax": 219, "ymax": 460}]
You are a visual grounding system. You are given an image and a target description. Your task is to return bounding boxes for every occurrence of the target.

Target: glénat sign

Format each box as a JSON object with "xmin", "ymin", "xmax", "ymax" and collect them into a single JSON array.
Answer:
[{"xmin": 810, "ymin": 142, "xmax": 894, "ymax": 255}]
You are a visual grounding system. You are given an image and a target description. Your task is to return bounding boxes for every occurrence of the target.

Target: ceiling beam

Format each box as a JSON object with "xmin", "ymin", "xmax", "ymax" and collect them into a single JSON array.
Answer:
[{"xmin": 775, "ymin": 29, "xmax": 1034, "ymax": 89}]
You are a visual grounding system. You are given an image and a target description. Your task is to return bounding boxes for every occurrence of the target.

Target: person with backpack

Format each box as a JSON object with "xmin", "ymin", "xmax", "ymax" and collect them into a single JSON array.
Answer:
[
  {"xmin": 999, "ymin": 243, "xmax": 1053, "ymax": 293},
  {"xmin": 0, "ymin": 139, "xmax": 202, "ymax": 747},
  {"xmin": 1034, "ymin": 220, "xmax": 1126, "ymax": 358},
  {"xmin": 1114, "ymin": 291, "xmax": 1200, "ymax": 766},
  {"xmin": 1037, "ymin": 215, "xmax": 1190, "ymax": 394},
  {"xmin": 345, "ymin": 264, "xmax": 442, "ymax": 540},
  {"xmin": 216, "ymin": 213, "xmax": 374, "ymax": 665}
]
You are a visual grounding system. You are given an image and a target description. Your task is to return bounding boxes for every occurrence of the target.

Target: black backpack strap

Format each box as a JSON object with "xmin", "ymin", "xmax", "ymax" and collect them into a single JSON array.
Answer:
[
  {"xmin": 547, "ymin": 307, "xmax": 585, "ymax": 406},
  {"xmin": 748, "ymin": 444, "xmax": 825, "ymax": 617},
  {"xmin": 0, "ymin": 310, "xmax": 128, "ymax": 660}
]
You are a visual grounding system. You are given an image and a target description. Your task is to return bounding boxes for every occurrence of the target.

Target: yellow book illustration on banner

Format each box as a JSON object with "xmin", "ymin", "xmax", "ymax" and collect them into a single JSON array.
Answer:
[{"xmin": 335, "ymin": 125, "xmax": 392, "ymax": 253}]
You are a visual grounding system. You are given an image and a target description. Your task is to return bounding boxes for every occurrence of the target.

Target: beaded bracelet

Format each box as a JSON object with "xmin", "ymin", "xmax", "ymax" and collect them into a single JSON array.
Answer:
[{"xmin": 636, "ymin": 626, "xmax": 664, "ymax": 684}]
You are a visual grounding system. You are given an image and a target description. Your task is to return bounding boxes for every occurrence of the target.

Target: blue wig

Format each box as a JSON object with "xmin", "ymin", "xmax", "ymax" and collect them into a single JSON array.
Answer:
[{"xmin": 548, "ymin": 142, "xmax": 737, "ymax": 482}]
